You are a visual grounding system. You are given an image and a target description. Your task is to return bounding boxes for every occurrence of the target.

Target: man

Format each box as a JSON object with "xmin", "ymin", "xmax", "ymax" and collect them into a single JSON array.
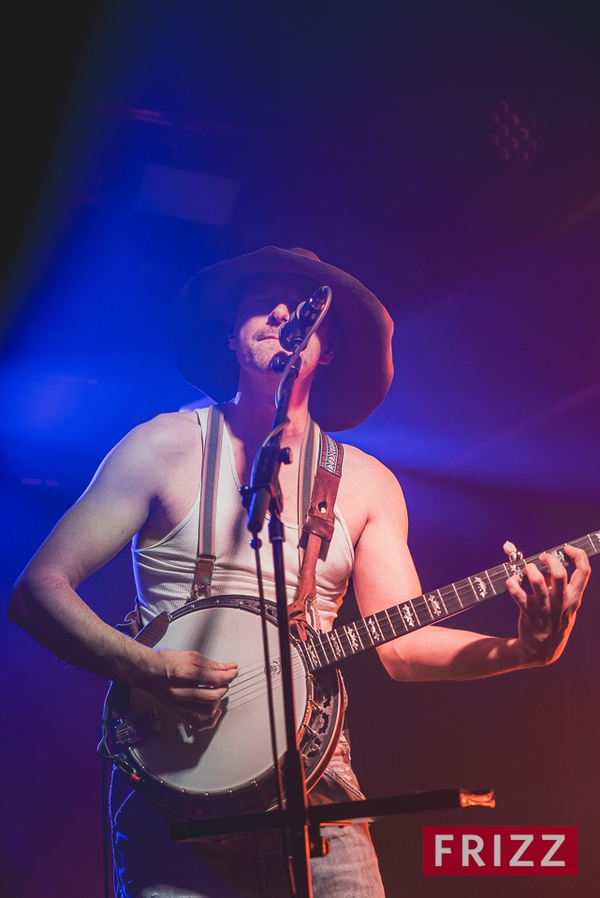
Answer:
[{"xmin": 9, "ymin": 246, "xmax": 590, "ymax": 897}]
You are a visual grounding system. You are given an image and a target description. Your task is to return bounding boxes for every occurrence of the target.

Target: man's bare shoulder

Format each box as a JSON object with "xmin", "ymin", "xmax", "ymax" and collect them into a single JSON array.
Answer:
[
  {"xmin": 340, "ymin": 442, "xmax": 402, "ymax": 490},
  {"xmin": 88, "ymin": 412, "xmax": 202, "ymax": 501},
  {"xmin": 129, "ymin": 410, "xmax": 199, "ymax": 445},
  {"xmin": 337, "ymin": 443, "xmax": 408, "ymax": 543},
  {"xmin": 112, "ymin": 411, "xmax": 200, "ymax": 463}
]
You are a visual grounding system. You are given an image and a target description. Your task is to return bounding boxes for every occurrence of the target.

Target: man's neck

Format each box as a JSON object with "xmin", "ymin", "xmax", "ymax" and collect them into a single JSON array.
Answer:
[{"xmin": 222, "ymin": 373, "xmax": 312, "ymax": 448}]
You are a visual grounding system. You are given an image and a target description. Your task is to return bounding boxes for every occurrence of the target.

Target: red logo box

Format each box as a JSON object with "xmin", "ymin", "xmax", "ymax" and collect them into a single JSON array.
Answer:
[{"xmin": 422, "ymin": 826, "xmax": 577, "ymax": 876}]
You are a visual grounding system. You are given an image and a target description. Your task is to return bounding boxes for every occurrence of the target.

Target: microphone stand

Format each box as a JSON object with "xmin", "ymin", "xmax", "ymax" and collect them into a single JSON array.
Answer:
[{"xmin": 239, "ymin": 354, "xmax": 312, "ymax": 898}]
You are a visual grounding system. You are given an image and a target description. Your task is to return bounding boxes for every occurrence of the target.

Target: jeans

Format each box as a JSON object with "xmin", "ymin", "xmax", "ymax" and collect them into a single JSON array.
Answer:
[{"xmin": 112, "ymin": 734, "xmax": 386, "ymax": 898}]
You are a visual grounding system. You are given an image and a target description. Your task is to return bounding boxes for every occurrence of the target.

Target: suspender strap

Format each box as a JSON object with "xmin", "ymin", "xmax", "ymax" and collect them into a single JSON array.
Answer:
[
  {"xmin": 288, "ymin": 432, "xmax": 344, "ymax": 639},
  {"xmin": 190, "ymin": 404, "xmax": 224, "ymax": 601}
]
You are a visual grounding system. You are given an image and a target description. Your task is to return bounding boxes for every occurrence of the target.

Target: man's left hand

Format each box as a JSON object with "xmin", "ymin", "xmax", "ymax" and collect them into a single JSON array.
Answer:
[{"xmin": 506, "ymin": 543, "xmax": 591, "ymax": 666}]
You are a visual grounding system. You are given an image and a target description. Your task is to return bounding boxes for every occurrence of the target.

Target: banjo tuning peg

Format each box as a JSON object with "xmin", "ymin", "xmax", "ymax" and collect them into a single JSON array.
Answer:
[{"xmin": 503, "ymin": 540, "xmax": 523, "ymax": 563}]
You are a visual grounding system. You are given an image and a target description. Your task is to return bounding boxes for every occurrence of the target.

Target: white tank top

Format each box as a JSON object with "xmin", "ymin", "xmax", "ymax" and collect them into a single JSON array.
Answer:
[{"xmin": 132, "ymin": 408, "xmax": 354, "ymax": 631}]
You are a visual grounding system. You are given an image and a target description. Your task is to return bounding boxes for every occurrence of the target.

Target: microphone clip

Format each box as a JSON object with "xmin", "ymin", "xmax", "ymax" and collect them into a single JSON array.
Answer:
[{"xmin": 278, "ymin": 286, "xmax": 331, "ymax": 353}]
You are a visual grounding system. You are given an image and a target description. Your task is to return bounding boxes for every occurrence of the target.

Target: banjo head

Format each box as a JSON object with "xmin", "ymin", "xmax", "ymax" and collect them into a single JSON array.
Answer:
[{"xmin": 104, "ymin": 596, "xmax": 343, "ymax": 819}]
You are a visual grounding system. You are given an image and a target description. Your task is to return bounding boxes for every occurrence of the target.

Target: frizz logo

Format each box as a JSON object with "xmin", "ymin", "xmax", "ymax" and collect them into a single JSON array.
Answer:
[{"xmin": 422, "ymin": 826, "xmax": 577, "ymax": 876}]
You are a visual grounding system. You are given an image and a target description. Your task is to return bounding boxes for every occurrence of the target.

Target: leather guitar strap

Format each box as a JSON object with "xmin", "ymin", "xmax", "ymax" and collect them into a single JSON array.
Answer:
[{"xmin": 288, "ymin": 431, "xmax": 344, "ymax": 640}]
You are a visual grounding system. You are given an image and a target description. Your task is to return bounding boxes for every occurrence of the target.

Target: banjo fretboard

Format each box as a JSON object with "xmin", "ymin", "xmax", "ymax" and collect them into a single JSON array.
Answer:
[{"xmin": 300, "ymin": 531, "xmax": 600, "ymax": 672}]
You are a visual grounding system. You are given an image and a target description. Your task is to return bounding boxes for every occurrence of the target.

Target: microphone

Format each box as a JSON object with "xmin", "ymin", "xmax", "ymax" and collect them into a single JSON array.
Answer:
[{"xmin": 278, "ymin": 286, "xmax": 331, "ymax": 352}]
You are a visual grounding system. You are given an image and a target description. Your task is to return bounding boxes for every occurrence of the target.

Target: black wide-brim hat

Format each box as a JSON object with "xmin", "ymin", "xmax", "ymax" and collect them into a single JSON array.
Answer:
[{"xmin": 168, "ymin": 246, "xmax": 394, "ymax": 431}]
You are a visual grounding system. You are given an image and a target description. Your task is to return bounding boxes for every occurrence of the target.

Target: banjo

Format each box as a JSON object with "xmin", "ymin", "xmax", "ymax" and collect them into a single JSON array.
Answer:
[{"xmin": 100, "ymin": 531, "xmax": 599, "ymax": 820}]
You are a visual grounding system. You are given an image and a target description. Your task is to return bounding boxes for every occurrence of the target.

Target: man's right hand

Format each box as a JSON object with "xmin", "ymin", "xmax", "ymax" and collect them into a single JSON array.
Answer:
[{"xmin": 140, "ymin": 649, "xmax": 239, "ymax": 730}]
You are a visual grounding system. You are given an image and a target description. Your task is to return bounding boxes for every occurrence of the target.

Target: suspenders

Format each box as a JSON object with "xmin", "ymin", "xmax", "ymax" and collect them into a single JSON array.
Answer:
[
  {"xmin": 190, "ymin": 404, "xmax": 344, "ymax": 635},
  {"xmin": 190, "ymin": 405, "xmax": 224, "ymax": 600}
]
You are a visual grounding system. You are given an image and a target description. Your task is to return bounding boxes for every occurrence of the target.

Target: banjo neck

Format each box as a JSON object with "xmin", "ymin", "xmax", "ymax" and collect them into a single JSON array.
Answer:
[{"xmin": 300, "ymin": 531, "xmax": 600, "ymax": 673}]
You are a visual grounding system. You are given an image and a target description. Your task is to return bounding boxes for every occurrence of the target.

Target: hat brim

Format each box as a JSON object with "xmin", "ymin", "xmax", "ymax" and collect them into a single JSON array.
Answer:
[{"xmin": 168, "ymin": 246, "xmax": 394, "ymax": 431}]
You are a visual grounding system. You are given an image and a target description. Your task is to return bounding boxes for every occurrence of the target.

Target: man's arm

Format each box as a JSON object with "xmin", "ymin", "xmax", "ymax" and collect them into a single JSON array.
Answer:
[
  {"xmin": 8, "ymin": 414, "xmax": 237, "ymax": 727},
  {"xmin": 346, "ymin": 449, "xmax": 590, "ymax": 682}
]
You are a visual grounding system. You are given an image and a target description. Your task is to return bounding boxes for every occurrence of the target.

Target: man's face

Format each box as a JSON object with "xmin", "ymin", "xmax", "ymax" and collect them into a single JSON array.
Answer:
[{"xmin": 229, "ymin": 274, "xmax": 334, "ymax": 381}]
